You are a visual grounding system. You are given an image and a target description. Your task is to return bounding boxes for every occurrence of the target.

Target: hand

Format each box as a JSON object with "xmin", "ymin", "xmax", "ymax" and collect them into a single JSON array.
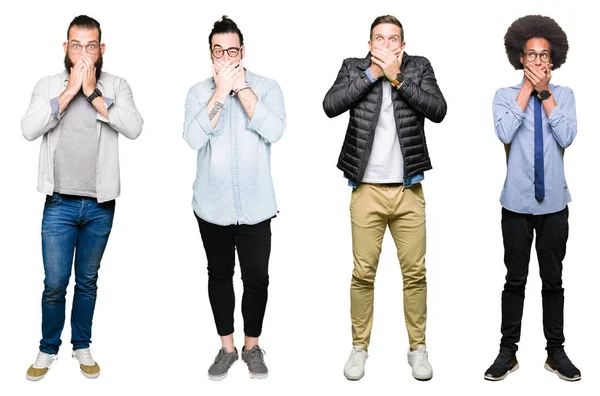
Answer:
[
  {"xmin": 232, "ymin": 59, "xmax": 246, "ymax": 91},
  {"xmin": 368, "ymin": 63, "xmax": 384, "ymax": 79},
  {"xmin": 524, "ymin": 62, "xmax": 552, "ymax": 93},
  {"xmin": 394, "ymin": 47, "xmax": 404, "ymax": 72},
  {"xmin": 371, "ymin": 48, "xmax": 401, "ymax": 81},
  {"xmin": 80, "ymin": 54, "xmax": 97, "ymax": 97},
  {"xmin": 212, "ymin": 59, "xmax": 224, "ymax": 76},
  {"xmin": 522, "ymin": 75, "xmax": 535, "ymax": 93},
  {"xmin": 65, "ymin": 58, "xmax": 84, "ymax": 96},
  {"xmin": 214, "ymin": 60, "xmax": 244, "ymax": 97}
]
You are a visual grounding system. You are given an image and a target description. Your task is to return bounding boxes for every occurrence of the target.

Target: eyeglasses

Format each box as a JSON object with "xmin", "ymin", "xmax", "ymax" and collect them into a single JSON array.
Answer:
[
  {"xmin": 211, "ymin": 45, "xmax": 242, "ymax": 58},
  {"xmin": 523, "ymin": 51, "xmax": 550, "ymax": 63},
  {"xmin": 69, "ymin": 42, "xmax": 100, "ymax": 54}
]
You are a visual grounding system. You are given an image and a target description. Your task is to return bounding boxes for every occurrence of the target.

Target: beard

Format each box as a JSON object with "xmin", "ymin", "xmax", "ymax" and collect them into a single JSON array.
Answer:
[{"xmin": 64, "ymin": 52, "xmax": 103, "ymax": 81}]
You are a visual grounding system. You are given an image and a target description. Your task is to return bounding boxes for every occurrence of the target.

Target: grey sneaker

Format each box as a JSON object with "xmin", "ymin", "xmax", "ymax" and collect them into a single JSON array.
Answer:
[
  {"xmin": 208, "ymin": 348, "xmax": 238, "ymax": 381},
  {"xmin": 241, "ymin": 345, "xmax": 268, "ymax": 379}
]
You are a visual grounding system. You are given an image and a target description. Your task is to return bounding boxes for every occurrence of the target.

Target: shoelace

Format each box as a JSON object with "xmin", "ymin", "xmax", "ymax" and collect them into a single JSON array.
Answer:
[
  {"xmin": 213, "ymin": 349, "xmax": 235, "ymax": 367},
  {"xmin": 34, "ymin": 352, "xmax": 54, "ymax": 368},
  {"xmin": 73, "ymin": 349, "xmax": 94, "ymax": 366},
  {"xmin": 349, "ymin": 349, "xmax": 364, "ymax": 367},
  {"xmin": 247, "ymin": 347, "xmax": 266, "ymax": 365},
  {"xmin": 415, "ymin": 348, "xmax": 428, "ymax": 368}
]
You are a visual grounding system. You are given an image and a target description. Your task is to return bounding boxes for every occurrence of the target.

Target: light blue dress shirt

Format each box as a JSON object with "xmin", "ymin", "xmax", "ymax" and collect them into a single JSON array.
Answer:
[
  {"xmin": 183, "ymin": 70, "xmax": 286, "ymax": 225},
  {"xmin": 493, "ymin": 82, "xmax": 577, "ymax": 215}
]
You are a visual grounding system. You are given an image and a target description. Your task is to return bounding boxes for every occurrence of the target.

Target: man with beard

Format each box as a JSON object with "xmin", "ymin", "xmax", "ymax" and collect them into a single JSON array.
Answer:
[
  {"xmin": 183, "ymin": 16, "xmax": 285, "ymax": 380},
  {"xmin": 21, "ymin": 15, "xmax": 143, "ymax": 381}
]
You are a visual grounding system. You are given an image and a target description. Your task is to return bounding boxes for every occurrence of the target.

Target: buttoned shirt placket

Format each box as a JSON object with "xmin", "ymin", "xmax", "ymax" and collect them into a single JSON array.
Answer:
[{"xmin": 230, "ymin": 99, "xmax": 243, "ymax": 223}]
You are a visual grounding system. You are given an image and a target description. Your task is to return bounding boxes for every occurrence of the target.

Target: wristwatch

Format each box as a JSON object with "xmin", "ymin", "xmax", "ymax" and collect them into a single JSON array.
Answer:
[
  {"xmin": 537, "ymin": 89, "xmax": 552, "ymax": 101},
  {"xmin": 390, "ymin": 72, "xmax": 404, "ymax": 87},
  {"xmin": 87, "ymin": 88, "xmax": 102, "ymax": 104}
]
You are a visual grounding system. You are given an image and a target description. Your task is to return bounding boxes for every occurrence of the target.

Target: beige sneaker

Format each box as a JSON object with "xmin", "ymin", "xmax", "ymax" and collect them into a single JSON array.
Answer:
[
  {"xmin": 26, "ymin": 351, "xmax": 57, "ymax": 381},
  {"xmin": 72, "ymin": 348, "xmax": 100, "ymax": 379}
]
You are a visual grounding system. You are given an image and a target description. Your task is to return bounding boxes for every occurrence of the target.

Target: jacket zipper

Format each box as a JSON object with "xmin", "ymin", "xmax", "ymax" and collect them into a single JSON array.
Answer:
[{"xmin": 357, "ymin": 80, "xmax": 383, "ymax": 182}]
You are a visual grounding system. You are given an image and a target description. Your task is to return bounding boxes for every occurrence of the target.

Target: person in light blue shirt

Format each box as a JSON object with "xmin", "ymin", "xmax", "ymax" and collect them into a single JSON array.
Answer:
[
  {"xmin": 485, "ymin": 15, "xmax": 580, "ymax": 383},
  {"xmin": 183, "ymin": 16, "xmax": 285, "ymax": 381}
]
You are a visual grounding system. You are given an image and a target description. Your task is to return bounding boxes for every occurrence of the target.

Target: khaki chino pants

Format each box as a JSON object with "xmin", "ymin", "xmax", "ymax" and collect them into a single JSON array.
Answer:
[{"xmin": 350, "ymin": 183, "xmax": 427, "ymax": 349}]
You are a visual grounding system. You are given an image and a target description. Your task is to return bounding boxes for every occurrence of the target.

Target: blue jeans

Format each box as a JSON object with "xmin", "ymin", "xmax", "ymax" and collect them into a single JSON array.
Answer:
[{"xmin": 39, "ymin": 193, "xmax": 115, "ymax": 354}]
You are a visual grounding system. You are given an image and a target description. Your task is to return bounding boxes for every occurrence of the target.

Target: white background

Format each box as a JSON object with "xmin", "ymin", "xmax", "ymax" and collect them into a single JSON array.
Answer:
[{"xmin": 0, "ymin": 0, "xmax": 597, "ymax": 395}]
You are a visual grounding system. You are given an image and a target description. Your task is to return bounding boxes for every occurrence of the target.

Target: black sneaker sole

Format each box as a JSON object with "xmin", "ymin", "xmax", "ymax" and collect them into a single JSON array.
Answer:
[
  {"xmin": 484, "ymin": 363, "xmax": 519, "ymax": 381},
  {"xmin": 544, "ymin": 363, "xmax": 581, "ymax": 382}
]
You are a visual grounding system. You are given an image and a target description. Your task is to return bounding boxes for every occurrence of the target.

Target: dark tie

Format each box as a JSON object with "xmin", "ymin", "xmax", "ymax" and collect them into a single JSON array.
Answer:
[{"xmin": 533, "ymin": 95, "xmax": 545, "ymax": 201}]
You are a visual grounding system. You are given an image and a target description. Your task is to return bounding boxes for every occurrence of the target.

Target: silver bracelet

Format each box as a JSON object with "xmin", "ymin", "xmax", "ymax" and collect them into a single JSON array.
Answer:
[{"xmin": 233, "ymin": 86, "xmax": 251, "ymax": 97}]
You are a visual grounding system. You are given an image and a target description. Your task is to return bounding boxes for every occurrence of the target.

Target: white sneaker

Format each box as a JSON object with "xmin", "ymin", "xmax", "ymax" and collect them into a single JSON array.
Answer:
[
  {"xmin": 344, "ymin": 346, "xmax": 368, "ymax": 380},
  {"xmin": 26, "ymin": 351, "xmax": 57, "ymax": 381},
  {"xmin": 407, "ymin": 345, "xmax": 433, "ymax": 381},
  {"xmin": 72, "ymin": 348, "xmax": 101, "ymax": 379}
]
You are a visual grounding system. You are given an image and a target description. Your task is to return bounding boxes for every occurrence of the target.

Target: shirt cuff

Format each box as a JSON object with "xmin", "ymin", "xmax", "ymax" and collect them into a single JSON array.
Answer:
[
  {"xmin": 508, "ymin": 99, "xmax": 525, "ymax": 120},
  {"xmin": 364, "ymin": 68, "xmax": 378, "ymax": 83},
  {"xmin": 50, "ymin": 97, "xmax": 60, "ymax": 118},
  {"xmin": 247, "ymin": 100, "xmax": 268, "ymax": 132},
  {"xmin": 96, "ymin": 97, "xmax": 114, "ymax": 123},
  {"xmin": 405, "ymin": 173, "xmax": 424, "ymax": 188}
]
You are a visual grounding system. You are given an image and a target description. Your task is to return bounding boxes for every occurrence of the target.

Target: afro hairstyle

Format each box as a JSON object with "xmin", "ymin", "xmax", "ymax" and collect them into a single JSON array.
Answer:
[{"xmin": 504, "ymin": 15, "xmax": 568, "ymax": 70}]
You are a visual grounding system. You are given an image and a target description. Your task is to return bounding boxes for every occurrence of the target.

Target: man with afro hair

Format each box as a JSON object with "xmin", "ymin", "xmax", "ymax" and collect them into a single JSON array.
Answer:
[{"xmin": 485, "ymin": 15, "xmax": 580, "ymax": 382}]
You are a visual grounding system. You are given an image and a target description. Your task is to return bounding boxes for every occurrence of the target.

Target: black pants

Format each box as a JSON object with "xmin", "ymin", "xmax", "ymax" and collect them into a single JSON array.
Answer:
[
  {"xmin": 500, "ymin": 206, "xmax": 568, "ymax": 353},
  {"xmin": 195, "ymin": 213, "xmax": 271, "ymax": 337}
]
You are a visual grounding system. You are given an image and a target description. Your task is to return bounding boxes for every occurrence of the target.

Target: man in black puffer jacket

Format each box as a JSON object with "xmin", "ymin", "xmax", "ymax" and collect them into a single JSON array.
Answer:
[{"xmin": 323, "ymin": 15, "xmax": 446, "ymax": 382}]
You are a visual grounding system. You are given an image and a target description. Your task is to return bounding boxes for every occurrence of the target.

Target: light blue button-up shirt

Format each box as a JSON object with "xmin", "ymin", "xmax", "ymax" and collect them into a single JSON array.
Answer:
[
  {"xmin": 493, "ymin": 82, "xmax": 577, "ymax": 215},
  {"xmin": 183, "ymin": 70, "xmax": 286, "ymax": 225}
]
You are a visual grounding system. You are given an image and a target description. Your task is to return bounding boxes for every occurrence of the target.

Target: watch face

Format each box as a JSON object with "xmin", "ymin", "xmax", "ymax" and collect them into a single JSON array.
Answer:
[
  {"xmin": 539, "ymin": 90, "xmax": 551, "ymax": 100},
  {"xmin": 396, "ymin": 73, "xmax": 404, "ymax": 82}
]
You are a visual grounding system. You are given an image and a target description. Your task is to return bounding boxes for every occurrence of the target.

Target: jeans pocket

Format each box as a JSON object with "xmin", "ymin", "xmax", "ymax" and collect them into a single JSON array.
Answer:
[{"xmin": 44, "ymin": 192, "xmax": 61, "ymax": 206}]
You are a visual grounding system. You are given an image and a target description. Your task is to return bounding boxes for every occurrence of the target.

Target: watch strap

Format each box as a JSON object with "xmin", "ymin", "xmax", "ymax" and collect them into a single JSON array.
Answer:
[
  {"xmin": 87, "ymin": 88, "xmax": 102, "ymax": 104},
  {"xmin": 390, "ymin": 72, "xmax": 404, "ymax": 88},
  {"xmin": 537, "ymin": 88, "xmax": 553, "ymax": 101}
]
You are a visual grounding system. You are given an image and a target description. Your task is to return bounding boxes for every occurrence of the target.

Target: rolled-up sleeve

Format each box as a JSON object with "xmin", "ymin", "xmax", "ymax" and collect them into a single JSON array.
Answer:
[
  {"xmin": 548, "ymin": 88, "xmax": 577, "ymax": 148},
  {"xmin": 183, "ymin": 86, "xmax": 220, "ymax": 150},
  {"xmin": 493, "ymin": 88, "xmax": 525, "ymax": 144},
  {"xmin": 97, "ymin": 78, "xmax": 143, "ymax": 140},
  {"xmin": 21, "ymin": 78, "xmax": 60, "ymax": 141},
  {"xmin": 247, "ymin": 80, "xmax": 286, "ymax": 143}
]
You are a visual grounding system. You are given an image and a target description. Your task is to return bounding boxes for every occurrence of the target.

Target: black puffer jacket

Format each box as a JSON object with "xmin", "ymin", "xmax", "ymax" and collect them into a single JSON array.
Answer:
[{"xmin": 323, "ymin": 52, "xmax": 447, "ymax": 184}]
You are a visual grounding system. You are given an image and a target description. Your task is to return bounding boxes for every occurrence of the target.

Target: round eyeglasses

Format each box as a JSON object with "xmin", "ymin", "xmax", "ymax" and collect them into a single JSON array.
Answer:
[
  {"xmin": 212, "ymin": 46, "xmax": 242, "ymax": 58},
  {"xmin": 523, "ymin": 51, "xmax": 550, "ymax": 63},
  {"xmin": 69, "ymin": 42, "xmax": 99, "ymax": 54}
]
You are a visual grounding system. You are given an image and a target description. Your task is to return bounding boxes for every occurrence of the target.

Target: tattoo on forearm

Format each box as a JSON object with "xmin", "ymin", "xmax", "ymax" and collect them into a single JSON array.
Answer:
[{"xmin": 208, "ymin": 101, "xmax": 224, "ymax": 121}]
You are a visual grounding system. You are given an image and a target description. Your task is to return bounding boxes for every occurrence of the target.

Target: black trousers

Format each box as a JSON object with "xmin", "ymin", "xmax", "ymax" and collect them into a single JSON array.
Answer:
[
  {"xmin": 195, "ymin": 213, "xmax": 271, "ymax": 338},
  {"xmin": 500, "ymin": 206, "xmax": 568, "ymax": 353}
]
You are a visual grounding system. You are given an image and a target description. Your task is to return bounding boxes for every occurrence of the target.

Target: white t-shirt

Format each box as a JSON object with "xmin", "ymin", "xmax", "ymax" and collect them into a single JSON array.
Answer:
[{"xmin": 362, "ymin": 82, "xmax": 403, "ymax": 183}]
